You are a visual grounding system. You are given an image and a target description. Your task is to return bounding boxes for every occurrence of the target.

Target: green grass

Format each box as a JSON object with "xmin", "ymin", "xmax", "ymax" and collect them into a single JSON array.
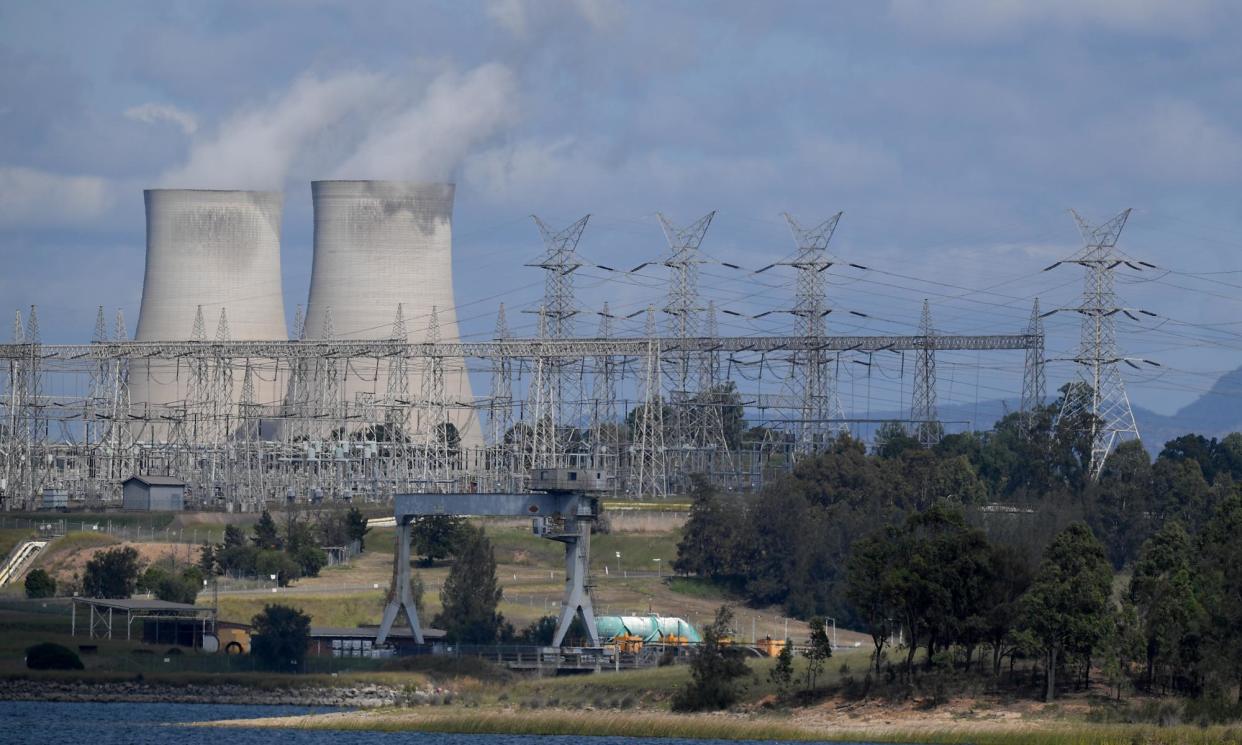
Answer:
[
  {"xmin": 210, "ymin": 591, "xmax": 388, "ymax": 627},
  {"xmin": 589, "ymin": 530, "xmax": 681, "ymax": 574},
  {"xmin": 664, "ymin": 576, "xmax": 730, "ymax": 600},
  {"xmin": 0, "ymin": 528, "xmax": 35, "ymax": 562},
  {"xmin": 4, "ymin": 512, "xmax": 177, "ymax": 531}
]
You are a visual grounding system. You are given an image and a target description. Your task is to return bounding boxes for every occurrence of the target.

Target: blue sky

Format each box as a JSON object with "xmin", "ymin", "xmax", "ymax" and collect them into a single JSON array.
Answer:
[{"xmin": 3, "ymin": 0, "xmax": 1242, "ymax": 420}]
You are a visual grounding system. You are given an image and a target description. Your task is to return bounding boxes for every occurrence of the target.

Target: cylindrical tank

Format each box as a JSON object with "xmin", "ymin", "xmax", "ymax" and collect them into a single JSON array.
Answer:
[
  {"xmin": 303, "ymin": 180, "xmax": 479, "ymax": 448},
  {"xmin": 595, "ymin": 615, "xmax": 702, "ymax": 645},
  {"xmin": 130, "ymin": 189, "xmax": 288, "ymax": 438}
]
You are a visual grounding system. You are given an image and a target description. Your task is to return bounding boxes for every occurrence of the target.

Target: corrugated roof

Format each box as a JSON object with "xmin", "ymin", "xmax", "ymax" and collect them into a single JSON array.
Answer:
[
  {"xmin": 309, "ymin": 626, "xmax": 446, "ymax": 639},
  {"xmin": 72, "ymin": 597, "xmax": 206, "ymax": 612},
  {"xmin": 124, "ymin": 475, "xmax": 187, "ymax": 486}
]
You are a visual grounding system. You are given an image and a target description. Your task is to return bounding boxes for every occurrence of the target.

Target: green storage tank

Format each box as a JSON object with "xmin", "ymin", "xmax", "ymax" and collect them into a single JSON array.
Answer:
[{"xmin": 594, "ymin": 615, "xmax": 701, "ymax": 643}]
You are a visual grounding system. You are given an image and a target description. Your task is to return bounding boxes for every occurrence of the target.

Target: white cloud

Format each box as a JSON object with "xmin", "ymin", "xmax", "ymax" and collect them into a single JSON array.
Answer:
[
  {"xmin": 0, "ymin": 166, "xmax": 114, "ymax": 227},
  {"xmin": 486, "ymin": 0, "xmax": 621, "ymax": 39},
  {"xmin": 124, "ymin": 102, "xmax": 199, "ymax": 135},
  {"xmin": 889, "ymin": 0, "xmax": 1226, "ymax": 38},
  {"xmin": 333, "ymin": 64, "xmax": 519, "ymax": 181},
  {"xmin": 161, "ymin": 71, "xmax": 383, "ymax": 189},
  {"xmin": 1117, "ymin": 100, "xmax": 1242, "ymax": 182}
]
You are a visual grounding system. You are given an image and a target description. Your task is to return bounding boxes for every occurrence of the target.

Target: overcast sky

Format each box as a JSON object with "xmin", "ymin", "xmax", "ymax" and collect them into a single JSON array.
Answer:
[{"xmin": 3, "ymin": 0, "xmax": 1242, "ymax": 418}]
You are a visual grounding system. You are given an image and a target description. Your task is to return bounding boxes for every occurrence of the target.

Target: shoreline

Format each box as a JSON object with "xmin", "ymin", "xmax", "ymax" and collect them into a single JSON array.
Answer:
[{"xmin": 0, "ymin": 678, "xmax": 413, "ymax": 708}]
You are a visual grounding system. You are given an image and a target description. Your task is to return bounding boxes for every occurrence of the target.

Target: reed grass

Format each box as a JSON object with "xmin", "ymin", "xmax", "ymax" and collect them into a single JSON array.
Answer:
[{"xmin": 203, "ymin": 708, "xmax": 1242, "ymax": 744}]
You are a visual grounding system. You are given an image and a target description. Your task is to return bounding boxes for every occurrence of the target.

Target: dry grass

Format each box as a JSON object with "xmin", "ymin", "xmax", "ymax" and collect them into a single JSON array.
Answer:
[{"xmin": 198, "ymin": 708, "xmax": 1242, "ymax": 743}]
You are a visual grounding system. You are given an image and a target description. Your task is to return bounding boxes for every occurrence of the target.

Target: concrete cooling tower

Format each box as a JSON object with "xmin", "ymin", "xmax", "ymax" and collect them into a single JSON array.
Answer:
[
  {"xmin": 130, "ymin": 189, "xmax": 288, "ymax": 436},
  {"xmin": 303, "ymin": 180, "xmax": 479, "ymax": 449}
]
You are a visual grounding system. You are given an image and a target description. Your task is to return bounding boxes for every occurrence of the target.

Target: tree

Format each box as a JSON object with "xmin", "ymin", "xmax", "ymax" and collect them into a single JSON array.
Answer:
[
  {"xmin": 433, "ymin": 524, "xmax": 504, "ymax": 643},
  {"xmin": 412, "ymin": 515, "xmax": 464, "ymax": 567},
  {"xmin": 215, "ymin": 544, "xmax": 259, "ymax": 577},
  {"xmin": 981, "ymin": 544, "xmax": 1031, "ymax": 677},
  {"xmin": 24, "ymin": 568, "xmax": 56, "ymax": 599},
  {"xmin": 674, "ymin": 474, "xmax": 743, "ymax": 580},
  {"xmin": 517, "ymin": 616, "xmax": 559, "ymax": 646},
  {"xmin": 255, "ymin": 550, "xmax": 301, "ymax": 587},
  {"xmin": 252, "ymin": 510, "xmax": 283, "ymax": 550},
  {"xmin": 1129, "ymin": 521, "xmax": 1204, "ymax": 692},
  {"xmin": 845, "ymin": 529, "xmax": 899, "ymax": 673},
  {"xmin": 82, "ymin": 546, "xmax": 142, "ymax": 598},
  {"xmin": 1100, "ymin": 601, "xmax": 1145, "ymax": 700},
  {"xmin": 285, "ymin": 518, "xmax": 327, "ymax": 577},
  {"xmin": 137, "ymin": 565, "xmax": 201, "ymax": 604},
  {"xmin": 1017, "ymin": 523, "xmax": 1113, "ymax": 701},
  {"xmin": 875, "ymin": 421, "xmax": 921, "ymax": 459},
  {"xmin": 1192, "ymin": 493, "xmax": 1242, "ymax": 701},
  {"xmin": 769, "ymin": 640, "xmax": 795, "ymax": 697},
  {"xmin": 1087, "ymin": 441, "xmax": 1153, "ymax": 568},
  {"xmin": 672, "ymin": 605, "xmax": 751, "ymax": 711},
  {"xmin": 802, "ymin": 616, "xmax": 833, "ymax": 691},
  {"xmin": 346, "ymin": 506, "xmax": 370, "ymax": 551},
  {"xmin": 249, "ymin": 604, "xmax": 311, "ymax": 671},
  {"xmin": 197, "ymin": 542, "xmax": 217, "ymax": 576},
  {"xmin": 222, "ymin": 524, "xmax": 246, "ymax": 549}
]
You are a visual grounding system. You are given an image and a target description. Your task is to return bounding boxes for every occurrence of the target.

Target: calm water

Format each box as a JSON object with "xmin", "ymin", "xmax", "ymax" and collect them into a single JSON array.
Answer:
[{"xmin": 0, "ymin": 700, "xmax": 879, "ymax": 745}]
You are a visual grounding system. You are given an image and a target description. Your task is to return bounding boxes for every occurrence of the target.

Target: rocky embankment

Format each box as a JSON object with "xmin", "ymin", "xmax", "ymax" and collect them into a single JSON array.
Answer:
[{"xmin": 0, "ymin": 679, "xmax": 451, "ymax": 708}]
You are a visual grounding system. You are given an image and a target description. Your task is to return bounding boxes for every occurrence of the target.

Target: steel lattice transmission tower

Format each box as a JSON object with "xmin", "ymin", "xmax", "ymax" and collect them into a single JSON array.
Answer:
[
  {"xmin": 419, "ymin": 306, "xmax": 450, "ymax": 489},
  {"xmin": 781, "ymin": 212, "xmax": 847, "ymax": 454},
  {"xmin": 911, "ymin": 299, "xmax": 940, "ymax": 447},
  {"xmin": 1055, "ymin": 208, "xmax": 1140, "ymax": 479},
  {"xmin": 1020, "ymin": 297, "xmax": 1046, "ymax": 429},
  {"xmin": 526, "ymin": 215, "xmax": 590, "ymax": 462},
  {"xmin": 657, "ymin": 211, "xmax": 719, "ymax": 480},
  {"xmin": 628, "ymin": 306, "xmax": 667, "ymax": 499}
]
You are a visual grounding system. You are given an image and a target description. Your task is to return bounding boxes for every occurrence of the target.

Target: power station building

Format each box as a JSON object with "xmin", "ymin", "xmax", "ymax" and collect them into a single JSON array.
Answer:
[{"xmin": 124, "ymin": 181, "xmax": 478, "ymax": 454}]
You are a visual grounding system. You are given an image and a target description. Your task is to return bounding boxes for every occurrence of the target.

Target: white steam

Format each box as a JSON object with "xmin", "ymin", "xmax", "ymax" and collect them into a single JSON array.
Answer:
[
  {"xmin": 160, "ymin": 63, "xmax": 519, "ymax": 189},
  {"xmin": 333, "ymin": 64, "xmax": 518, "ymax": 181},
  {"xmin": 160, "ymin": 71, "xmax": 383, "ymax": 189}
]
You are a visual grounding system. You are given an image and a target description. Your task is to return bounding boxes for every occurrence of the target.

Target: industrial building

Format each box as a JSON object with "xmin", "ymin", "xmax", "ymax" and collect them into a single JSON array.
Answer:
[{"xmin": 0, "ymin": 179, "xmax": 1062, "ymax": 511}]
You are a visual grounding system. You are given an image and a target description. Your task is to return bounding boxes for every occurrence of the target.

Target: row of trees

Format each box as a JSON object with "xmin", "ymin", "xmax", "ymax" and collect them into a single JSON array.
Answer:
[
  {"xmin": 199, "ymin": 507, "xmax": 368, "ymax": 586},
  {"xmin": 676, "ymin": 398, "xmax": 1235, "ymax": 625},
  {"xmin": 674, "ymin": 398, "xmax": 1242, "ymax": 702},
  {"xmin": 54, "ymin": 544, "xmax": 205, "ymax": 604}
]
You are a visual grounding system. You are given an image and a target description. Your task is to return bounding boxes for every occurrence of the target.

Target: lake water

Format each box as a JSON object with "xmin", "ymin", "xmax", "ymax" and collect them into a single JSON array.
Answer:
[{"xmin": 0, "ymin": 700, "xmax": 881, "ymax": 745}]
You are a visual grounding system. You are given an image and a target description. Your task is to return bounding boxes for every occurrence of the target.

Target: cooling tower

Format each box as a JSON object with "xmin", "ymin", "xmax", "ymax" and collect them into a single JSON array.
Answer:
[
  {"xmin": 130, "ymin": 189, "xmax": 288, "ymax": 435},
  {"xmin": 303, "ymin": 180, "xmax": 479, "ymax": 448}
]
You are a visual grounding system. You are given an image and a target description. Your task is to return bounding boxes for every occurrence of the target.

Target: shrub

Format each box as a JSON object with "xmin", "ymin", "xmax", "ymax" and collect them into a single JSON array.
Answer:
[
  {"xmin": 25, "ymin": 642, "xmax": 84, "ymax": 670},
  {"xmin": 249, "ymin": 604, "xmax": 311, "ymax": 671},
  {"xmin": 24, "ymin": 569, "xmax": 56, "ymax": 599},
  {"xmin": 82, "ymin": 546, "xmax": 142, "ymax": 598},
  {"xmin": 672, "ymin": 605, "xmax": 751, "ymax": 712}
]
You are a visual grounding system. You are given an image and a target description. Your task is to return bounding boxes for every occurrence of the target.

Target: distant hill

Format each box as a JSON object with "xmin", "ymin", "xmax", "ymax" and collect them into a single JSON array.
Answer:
[{"xmin": 853, "ymin": 365, "xmax": 1242, "ymax": 455}]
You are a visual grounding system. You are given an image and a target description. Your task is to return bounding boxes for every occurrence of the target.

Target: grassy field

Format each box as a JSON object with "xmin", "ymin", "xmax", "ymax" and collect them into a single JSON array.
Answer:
[
  {"xmin": 0, "ymin": 527, "xmax": 35, "ymax": 564},
  {"xmin": 204, "ymin": 709, "xmax": 1242, "ymax": 744}
]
